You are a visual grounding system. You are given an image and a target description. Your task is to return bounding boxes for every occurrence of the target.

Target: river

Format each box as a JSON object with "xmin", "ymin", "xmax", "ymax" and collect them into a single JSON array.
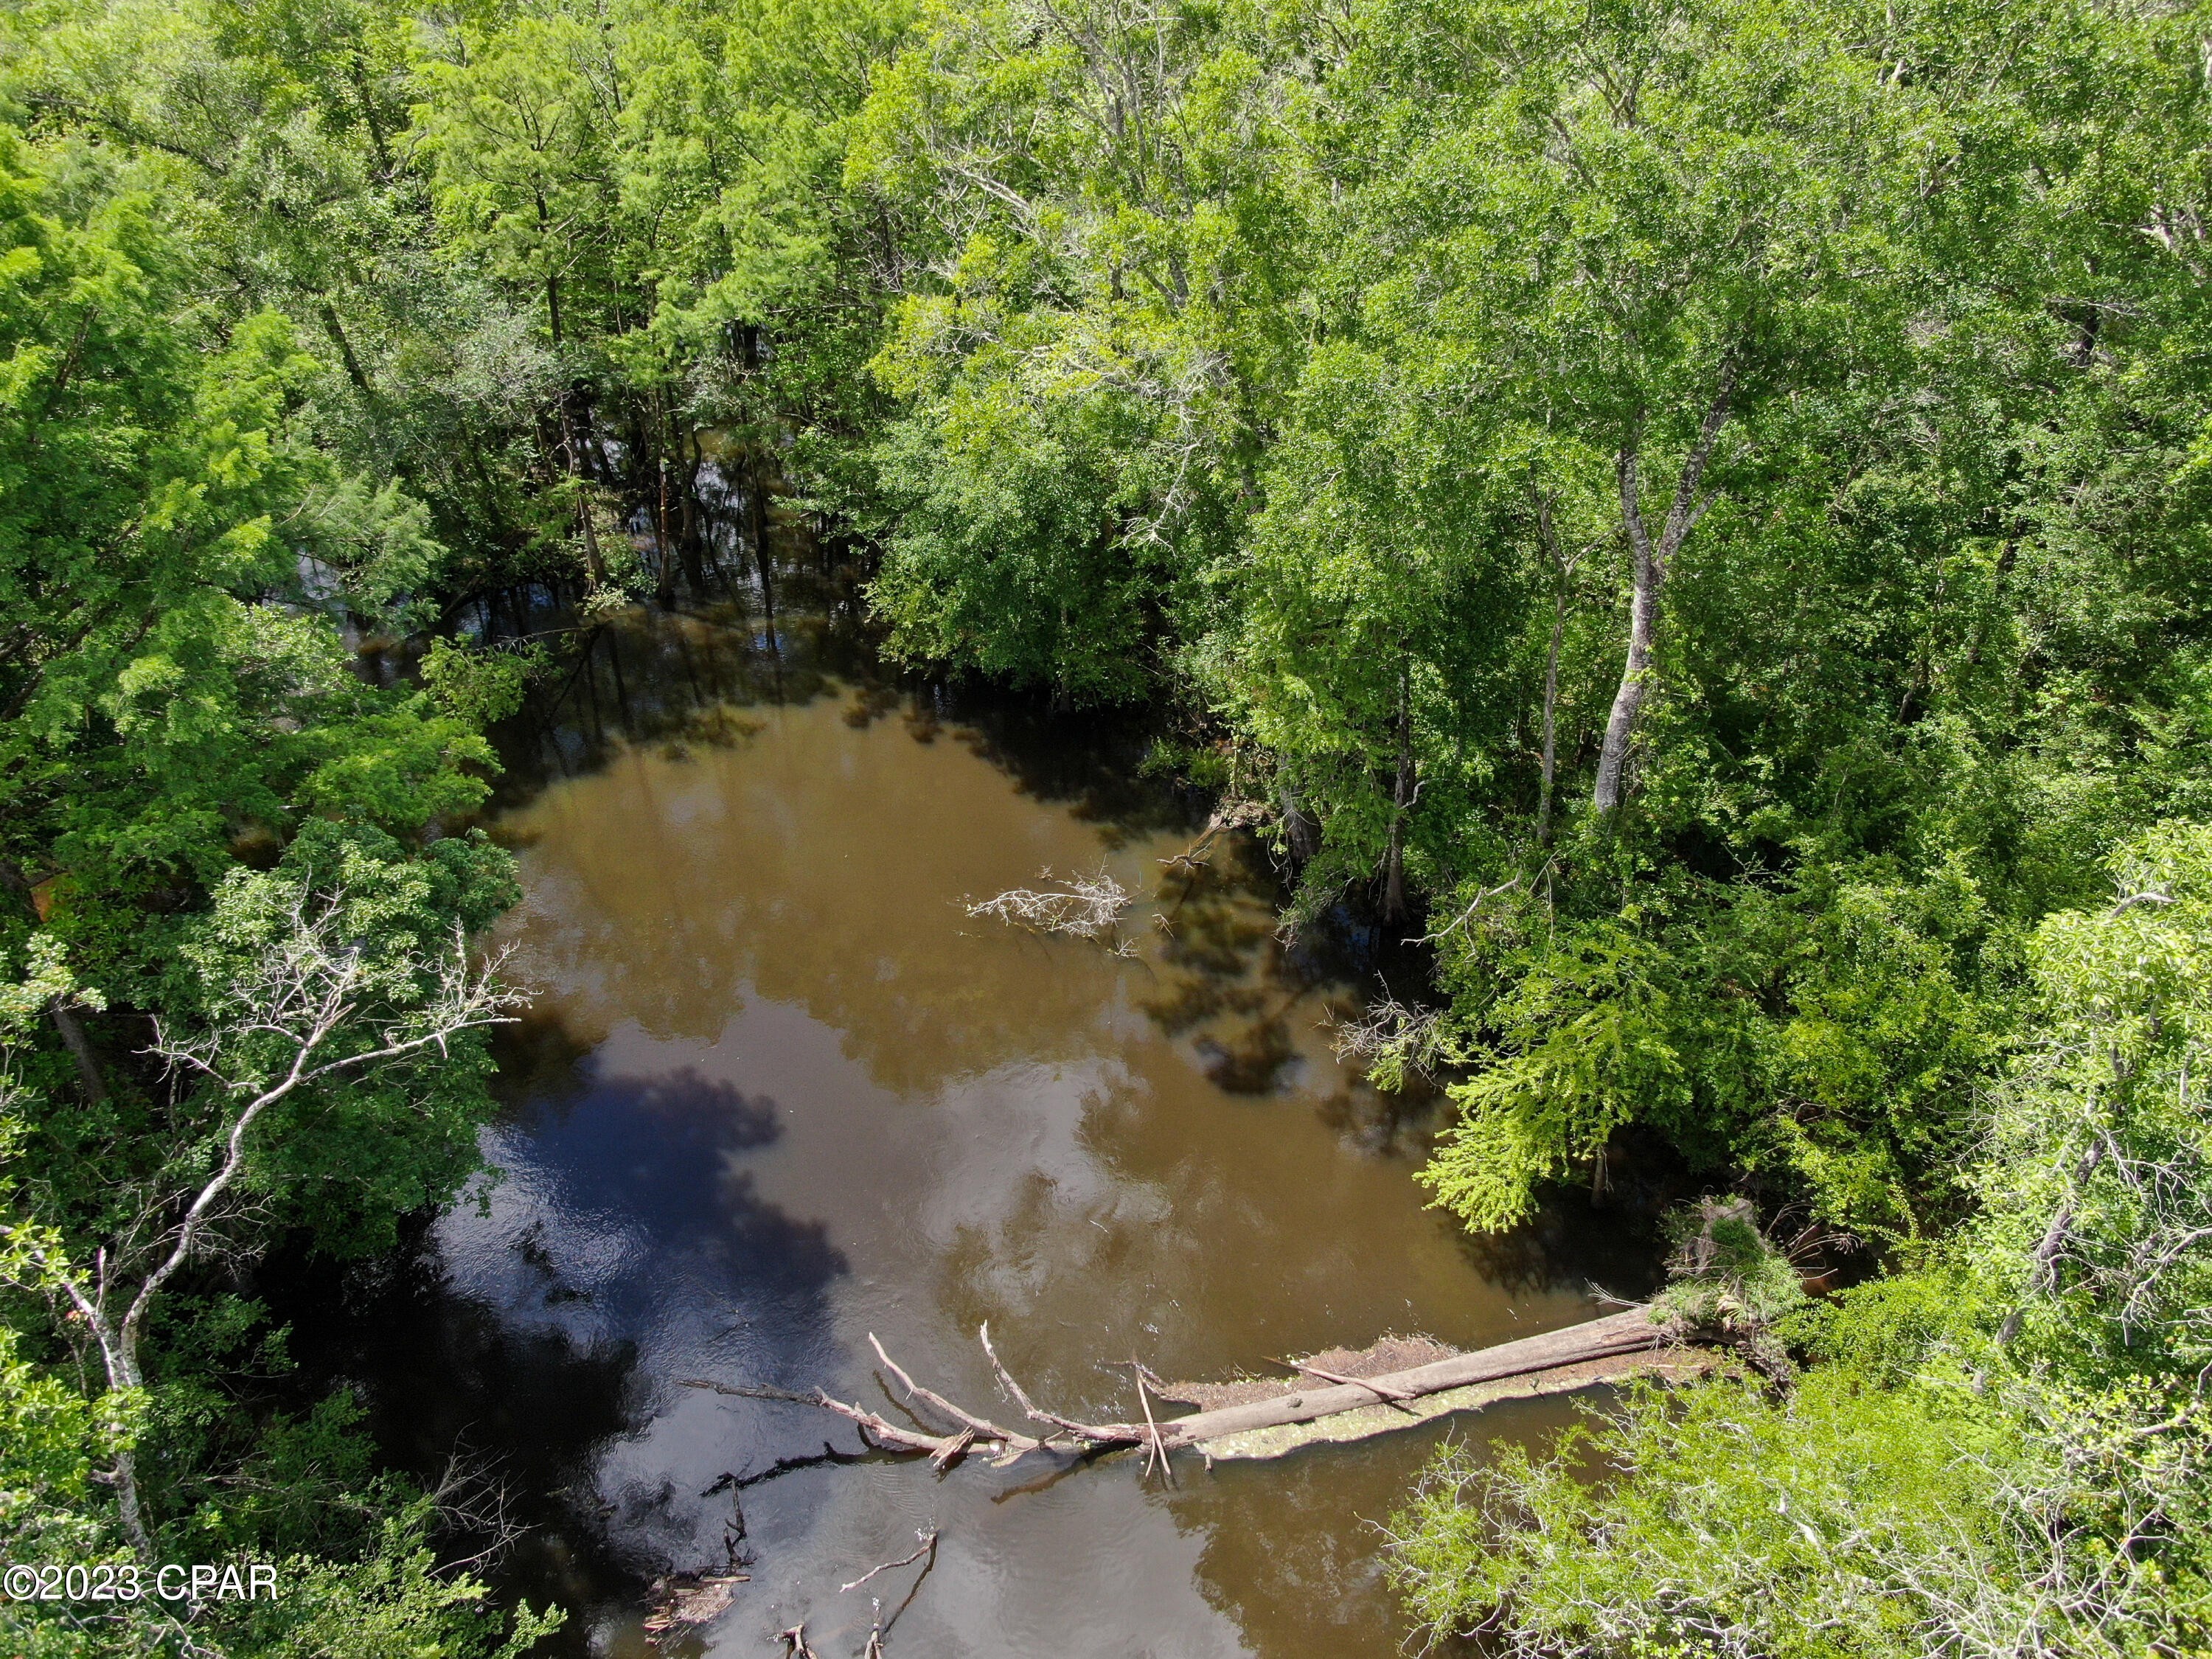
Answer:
[{"xmin": 294, "ymin": 588, "xmax": 1655, "ymax": 1657}]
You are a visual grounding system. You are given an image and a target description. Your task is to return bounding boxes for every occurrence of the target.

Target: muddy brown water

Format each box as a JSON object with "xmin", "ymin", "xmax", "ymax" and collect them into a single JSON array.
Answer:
[{"xmin": 298, "ymin": 600, "xmax": 1656, "ymax": 1658}]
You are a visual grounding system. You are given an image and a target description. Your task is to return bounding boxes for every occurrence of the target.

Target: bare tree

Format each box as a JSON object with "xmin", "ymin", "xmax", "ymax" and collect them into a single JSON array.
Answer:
[
  {"xmin": 4, "ymin": 881, "xmax": 524, "ymax": 1556},
  {"xmin": 1591, "ymin": 367, "xmax": 1736, "ymax": 815}
]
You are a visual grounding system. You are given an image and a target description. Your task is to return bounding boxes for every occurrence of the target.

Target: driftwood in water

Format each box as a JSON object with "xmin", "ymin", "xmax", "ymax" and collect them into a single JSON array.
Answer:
[
  {"xmin": 643, "ymin": 1571, "xmax": 747, "ymax": 1644},
  {"xmin": 966, "ymin": 869, "xmax": 1131, "ymax": 939},
  {"xmin": 683, "ymin": 1329, "xmax": 1150, "ymax": 1467},
  {"xmin": 1159, "ymin": 799, "xmax": 1272, "ymax": 872},
  {"xmin": 686, "ymin": 1308, "xmax": 1686, "ymax": 1471}
]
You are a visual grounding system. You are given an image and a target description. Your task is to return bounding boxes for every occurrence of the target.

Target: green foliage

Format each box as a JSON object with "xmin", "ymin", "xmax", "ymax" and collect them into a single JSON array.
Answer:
[
  {"xmin": 849, "ymin": 0, "xmax": 1303, "ymax": 701},
  {"xmin": 165, "ymin": 819, "xmax": 519, "ymax": 1250},
  {"xmin": 418, "ymin": 637, "xmax": 543, "ymax": 731},
  {"xmin": 1389, "ymin": 823, "xmax": 2212, "ymax": 1655},
  {"xmin": 0, "ymin": 127, "xmax": 498, "ymax": 934},
  {"xmin": 0, "ymin": 0, "xmax": 2207, "ymax": 1646},
  {"xmin": 1388, "ymin": 1371, "xmax": 2032, "ymax": 1659},
  {"xmin": 0, "ymin": 1322, "xmax": 117, "ymax": 1555},
  {"xmin": 1422, "ymin": 923, "xmax": 1688, "ymax": 1233},
  {"xmin": 1975, "ymin": 820, "xmax": 2212, "ymax": 1381},
  {"xmin": 866, "ymin": 361, "xmax": 1175, "ymax": 699},
  {"xmin": 214, "ymin": 1503, "xmax": 563, "ymax": 1659},
  {"xmin": 0, "ymin": 96, "xmax": 544, "ymax": 1658}
]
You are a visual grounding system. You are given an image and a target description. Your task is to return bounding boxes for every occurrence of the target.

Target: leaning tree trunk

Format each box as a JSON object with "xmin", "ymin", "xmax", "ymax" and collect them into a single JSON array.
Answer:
[
  {"xmin": 48, "ymin": 1003, "xmax": 106, "ymax": 1105},
  {"xmin": 1591, "ymin": 372, "xmax": 1736, "ymax": 815},
  {"xmin": 1590, "ymin": 454, "xmax": 1664, "ymax": 815}
]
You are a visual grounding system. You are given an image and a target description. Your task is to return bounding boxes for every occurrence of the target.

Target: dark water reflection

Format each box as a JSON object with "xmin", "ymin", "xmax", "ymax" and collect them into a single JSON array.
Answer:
[{"xmin": 299, "ymin": 602, "xmax": 1658, "ymax": 1657}]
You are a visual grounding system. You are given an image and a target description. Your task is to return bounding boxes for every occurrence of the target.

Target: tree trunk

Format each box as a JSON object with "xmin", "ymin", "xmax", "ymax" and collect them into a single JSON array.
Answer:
[
  {"xmin": 49, "ymin": 1001, "xmax": 107, "ymax": 1105},
  {"xmin": 678, "ymin": 428, "xmax": 706, "ymax": 595},
  {"xmin": 0, "ymin": 860, "xmax": 106, "ymax": 1102},
  {"xmin": 1279, "ymin": 784, "xmax": 1320, "ymax": 863},
  {"xmin": 577, "ymin": 498, "xmax": 607, "ymax": 588},
  {"xmin": 318, "ymin": 300, "xmax": 373, "ymax": 398},
  {"xmin": 1591, "ymin": 371, "xmax": 1735, "ymax": 815},
  {"xmin": 559, "ymin": 406, "xmax": 607, "ymax": 588},
  {"xmin": 109, "ymin": 1444, "xmax": 153, "ymax": 1557},
  {"xmin": 86, "ymin": 1313, "xmax": 153, "ymax": 1555},
  {"xmin": 1590, "ymin": 451, "xmax": 1663, "ymax": 815},
  {"xmin": 654, "ymin": 444, "xmax": 677, "ymax": 610},
  {"xmin": 348, "ymin": 52, "xmax": 394, "ymax": 178},
  {"xmin": 1995, "ymin": 1136, "xmax": 2108, "ymax": 1349},
  {"xmin": 751, "ymin": 465, "xmax": 779, "ymax": 652},
  {"xmin": 1384, "ymin": 664, "xmax": 1414, "ymax": 921}
]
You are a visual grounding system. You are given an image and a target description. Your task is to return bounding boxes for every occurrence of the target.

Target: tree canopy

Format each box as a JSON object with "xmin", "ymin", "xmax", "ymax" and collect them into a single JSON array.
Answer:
[{"xmin": 0, "ymin": 0, "xmax": 2207, "ymax": 1649}]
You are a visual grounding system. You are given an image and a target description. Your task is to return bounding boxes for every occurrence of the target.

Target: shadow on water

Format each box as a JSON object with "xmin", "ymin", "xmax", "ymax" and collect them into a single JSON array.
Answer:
[
  {"xmin": 276, "ymin": 1231, "xmax": 644, "ymax": 1614},
  {"xmin": 274, "ymin": 1005, "xmax": 858, "ymax": 1641},
  {"xmin": 484, "ymin": 590, "xmax": 1206, "ymax": 865},
  {"xmin": 1451, "ymin": 1186, "xmax": 1669, "ymax": 1304}
]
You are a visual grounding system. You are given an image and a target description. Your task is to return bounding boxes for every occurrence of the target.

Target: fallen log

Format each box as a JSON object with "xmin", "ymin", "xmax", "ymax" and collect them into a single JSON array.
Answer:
[
  {"xmin": 1181, "ymin": 1342, "xmax": 1713, "ymax": 1464},
  {"xmin": 1155, "ymin": 1307, "xmax": 1666, "ymax": 1450},
  {"xmin": 687, "ymin": 1307, "xmax": 1687, "ymax": 1470}
]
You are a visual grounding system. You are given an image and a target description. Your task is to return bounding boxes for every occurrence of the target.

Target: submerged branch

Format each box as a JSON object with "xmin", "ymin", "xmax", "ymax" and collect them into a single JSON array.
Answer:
[{"xmin": 841, "ymin": 1529, "xmax": 939, "ymax": 1593}]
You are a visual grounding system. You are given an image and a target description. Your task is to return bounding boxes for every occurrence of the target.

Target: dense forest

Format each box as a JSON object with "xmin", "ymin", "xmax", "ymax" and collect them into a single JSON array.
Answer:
[{"xmin": 0, "ymin": 0, "xmax": 2208, "ymax": 1651}]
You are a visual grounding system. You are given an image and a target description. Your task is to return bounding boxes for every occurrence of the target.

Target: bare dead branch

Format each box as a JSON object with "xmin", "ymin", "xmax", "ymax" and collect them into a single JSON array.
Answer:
[
  {"xmin": 1284, "ymin": 1359, "xmax": 1419, "ymax": 1409},
  {"xmin": 841, "ymin": 1528, "xmax": 939, "ymax": 1593},
  {"xmin": 8, "ymin": 880, "xmax": 526, "ymax": 1556},
  {"xmin": 1326, "ymin": 996, "xmax": 1447, "ymax": 1079},
  {"xmin": 978, "ymin": 1321, "xmax": 1147, "ymax": 1443},
  {"xmin": 1159, "ymin": 799, "xmax": 1270, "ymax": 872},
  {"xmin": 869, "ymin": 1332, "xmax": 1025, "ymax": 1445},
  {"xmin": 1130, "ymin": 1358, "xmax": 1174, "ymax": 1485},
  {"xmin": 928, "ymin": 1428, "xmax": 976, "ymax": 1470},
  {"xmin": 967, "ymin": 867, "xmax": 1131, "ymax": 940},
  {"xmin": 682, "ymin": 1375, "xmax": 1038, "ymax": 1460}
]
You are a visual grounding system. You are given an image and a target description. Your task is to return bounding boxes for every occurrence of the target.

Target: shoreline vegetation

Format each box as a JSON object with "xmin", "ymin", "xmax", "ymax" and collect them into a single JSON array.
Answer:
[{"xmin": 2, "ymin": 0, "xmax": 2210, "ymax": 1653}]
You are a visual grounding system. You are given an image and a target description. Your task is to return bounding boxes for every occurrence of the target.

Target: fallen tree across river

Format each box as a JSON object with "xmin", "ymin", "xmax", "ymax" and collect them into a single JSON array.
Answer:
[{"xmin": 683, "ymin": 1307, "xmax": 1711, "ymax": 1471}]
